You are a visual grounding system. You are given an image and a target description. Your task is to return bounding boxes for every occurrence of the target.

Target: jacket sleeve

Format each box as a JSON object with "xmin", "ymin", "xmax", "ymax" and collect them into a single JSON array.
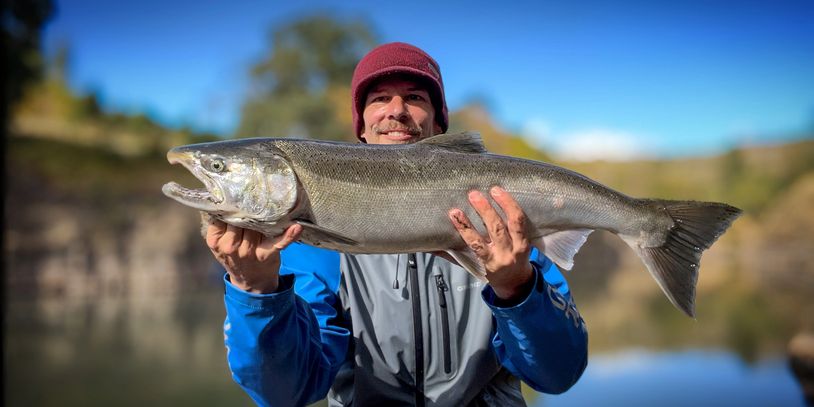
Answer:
[
  {"xmin": 223, "ymin": 243, "xmax": 349, "ymax": 407},
  {"xmin": 481, "ymin": 250, "xmax": 589, "ymax": 394}
]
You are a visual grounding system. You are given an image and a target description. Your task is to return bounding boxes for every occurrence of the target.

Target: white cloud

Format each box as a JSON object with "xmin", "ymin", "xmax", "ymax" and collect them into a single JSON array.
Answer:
[
  {"xmin": 555, "ymin": 128, "xmax": 651, "ymax": 161},
  {"xmin": 523, "ymin": 120, "xmax": 653, "ymax": 161}
]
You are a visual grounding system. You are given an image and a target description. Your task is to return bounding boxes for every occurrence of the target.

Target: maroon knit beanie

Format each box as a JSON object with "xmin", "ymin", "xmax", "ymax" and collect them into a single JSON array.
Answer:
[{"xmin": 351, "ymin": 42, "xmax": 448, "ymax": 140}]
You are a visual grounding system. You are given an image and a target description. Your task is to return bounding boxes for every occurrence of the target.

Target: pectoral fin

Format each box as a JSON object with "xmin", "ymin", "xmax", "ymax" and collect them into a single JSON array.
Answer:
[{"xmin": 294, "ymin": 220, "xmax": 359, "ymax": 247}]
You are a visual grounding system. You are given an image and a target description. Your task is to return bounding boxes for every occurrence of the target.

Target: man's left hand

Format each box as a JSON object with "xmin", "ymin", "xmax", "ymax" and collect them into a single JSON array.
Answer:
[{"xmin": 448, "ymin": 186, "xmax": 535, "ymax": 303}]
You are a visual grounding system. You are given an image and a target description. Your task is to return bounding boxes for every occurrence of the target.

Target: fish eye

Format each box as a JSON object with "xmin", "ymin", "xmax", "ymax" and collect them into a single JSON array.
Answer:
[{"xmin": 209, "ymin": 158, "xmax": 226, "ymax": 173}]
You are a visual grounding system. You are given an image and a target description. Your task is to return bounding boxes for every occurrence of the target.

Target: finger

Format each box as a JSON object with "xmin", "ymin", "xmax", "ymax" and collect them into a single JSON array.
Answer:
[
  {"xmin": 206, "ymin": 220, "xmax": 227, "ymax": 250},
  {"xmin": 256, "ymin": 224, "xmax": 303, "ymax": 262},
  {"xmin": 448, "ymin": 209, "xmax": 490, "ymax": 260},
  {"xmin": 221, "ymin": 224, "xmax": 244, "ymax": 254},
  {"xmin": 468, "ymin": 190, "xmax": 510, "ymax": 251},
  {"xmin": 490, "ymin": 186, "xmax": 530, "ymax": 253},
  {"xmin": 239, "ymin": 229, "xmax": 262, "ymax": 258}
]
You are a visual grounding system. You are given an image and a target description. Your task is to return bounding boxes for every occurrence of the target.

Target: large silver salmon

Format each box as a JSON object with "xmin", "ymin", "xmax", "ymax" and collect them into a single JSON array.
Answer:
[{"xmin": 162, "ymin": 132, "xmax": 741, "ymax": 316}]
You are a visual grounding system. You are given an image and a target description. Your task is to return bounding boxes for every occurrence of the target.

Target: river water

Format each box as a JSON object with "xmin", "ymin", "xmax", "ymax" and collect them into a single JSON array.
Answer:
[
  {"xmin": 539, "ymin": 349, "xmax": 803, "ymax": 406},
  {"xmin": 4, "ymin": 278, "xmax": 808, "ymax": 406}
]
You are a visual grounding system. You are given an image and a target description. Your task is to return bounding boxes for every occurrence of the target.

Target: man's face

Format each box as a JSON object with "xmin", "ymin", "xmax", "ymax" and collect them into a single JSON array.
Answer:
[{"xmin": 360, "ymin": 76, "xmax": 442, "ymax": 145}]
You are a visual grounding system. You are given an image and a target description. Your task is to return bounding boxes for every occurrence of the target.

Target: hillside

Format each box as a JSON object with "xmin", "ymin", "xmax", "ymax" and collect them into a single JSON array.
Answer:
[
  {"xmin": 5, "ymin": 77, "xmax": 218, "ymax": 301},
  {"xmin": 561, "ymin": 139, "xmax": 814, "ymax": 214},
  {"xmin": 5, "ymin": 79, "xmax": 814, "ymax": 359},
  {"xmin": 557, "ymin": 139, "xmax": 814, "ymax": 356}
]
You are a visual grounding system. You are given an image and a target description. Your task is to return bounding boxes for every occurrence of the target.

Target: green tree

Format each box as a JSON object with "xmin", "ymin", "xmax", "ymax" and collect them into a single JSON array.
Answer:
[
  {"xmin": 2, "ymin": 0, "xmax": 55, "ymax": 134},
  {"xmin": 236, "ymin": 14, "xmax": 377, "ymax": 141}
]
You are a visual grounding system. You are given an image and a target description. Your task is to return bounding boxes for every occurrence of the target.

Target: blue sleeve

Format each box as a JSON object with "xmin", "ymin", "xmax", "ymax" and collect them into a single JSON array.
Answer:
[
  {"xmin": 223, "ymin": 243, "xmax": 349, "ymax": 407},
  {"xmin": 481, "ymin": 250, "xmax": 589, "ymax": 394}
]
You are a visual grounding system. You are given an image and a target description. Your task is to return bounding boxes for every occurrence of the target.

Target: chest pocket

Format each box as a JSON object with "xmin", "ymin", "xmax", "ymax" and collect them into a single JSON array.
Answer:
[
  {"xmin": 429, "ymin": 257, "xmax": 491, "ymax": 378},
  {"xmin": 433, "ymin": 272, "xmax": 453, "ymax": 374}
]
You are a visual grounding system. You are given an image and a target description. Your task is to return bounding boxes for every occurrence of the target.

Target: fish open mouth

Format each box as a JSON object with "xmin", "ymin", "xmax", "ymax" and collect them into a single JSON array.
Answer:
[{"xmin": 162, "ymin": 150, "xmax": 224, "ymax": 211}]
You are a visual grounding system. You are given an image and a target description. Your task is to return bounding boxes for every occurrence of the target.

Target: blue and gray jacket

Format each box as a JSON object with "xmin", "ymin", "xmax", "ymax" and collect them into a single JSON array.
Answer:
[{"xmin": 223, "ymin": 243, "xmax": 588, "ymax": 406}]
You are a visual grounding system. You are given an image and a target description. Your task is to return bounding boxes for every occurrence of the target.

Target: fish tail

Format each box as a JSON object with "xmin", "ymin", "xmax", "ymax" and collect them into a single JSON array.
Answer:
[{"xmin": 621, "ymin": 200, "xmax": 742, "ymax": 317}]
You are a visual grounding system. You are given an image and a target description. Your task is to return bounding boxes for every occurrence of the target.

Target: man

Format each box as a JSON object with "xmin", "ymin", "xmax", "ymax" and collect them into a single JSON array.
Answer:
[{"xmin": 207, "ymin": 42, "xmax": 588, "ymax": 406}]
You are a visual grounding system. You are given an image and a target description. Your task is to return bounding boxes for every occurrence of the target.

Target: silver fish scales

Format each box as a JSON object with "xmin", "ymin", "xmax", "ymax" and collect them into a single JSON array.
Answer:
[{"xmin": 163, "ymin": 132, "xmax": 741, "ymax": 317}]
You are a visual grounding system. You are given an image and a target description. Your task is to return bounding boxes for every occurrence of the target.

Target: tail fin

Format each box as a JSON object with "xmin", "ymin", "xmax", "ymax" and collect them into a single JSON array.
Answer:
[{"xmin": 622, "ymin": 200, "xmax": 742, "ymax": 317}]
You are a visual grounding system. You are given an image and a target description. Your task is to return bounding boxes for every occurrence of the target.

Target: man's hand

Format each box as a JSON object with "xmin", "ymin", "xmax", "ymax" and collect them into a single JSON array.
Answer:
[
  {"xmin": 448, "ymin": 186, "xmax": 535, "ymax": 303},
  {"xmin": 206, "ymin": 220, "xmax": 302, "ymax": 294}
]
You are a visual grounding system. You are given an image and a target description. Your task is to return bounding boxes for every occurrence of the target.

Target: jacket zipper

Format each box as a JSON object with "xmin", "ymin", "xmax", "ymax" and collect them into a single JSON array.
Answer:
[
  {"xmin": 435, "ymin": 274, "xmax": 452, "ymax": 374},
  {"xmin": 408, "ymin": 254, "xmax": 425, "ymax": 407}
]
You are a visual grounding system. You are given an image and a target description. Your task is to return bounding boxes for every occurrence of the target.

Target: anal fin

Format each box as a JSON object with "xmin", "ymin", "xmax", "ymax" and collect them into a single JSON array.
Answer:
[{"xmin": 534, "ymin": 229, "xmax": 594, "ymax": 270}]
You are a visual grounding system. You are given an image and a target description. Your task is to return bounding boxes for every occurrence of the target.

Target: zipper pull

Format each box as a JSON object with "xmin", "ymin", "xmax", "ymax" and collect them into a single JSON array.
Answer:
[
  {"xmin": 435, "ymin": 275, "xmax": 448, "ymax": 308},
  {"xmin": 393, "ymin": 255, "xmax": 402, "ymax": 289}
]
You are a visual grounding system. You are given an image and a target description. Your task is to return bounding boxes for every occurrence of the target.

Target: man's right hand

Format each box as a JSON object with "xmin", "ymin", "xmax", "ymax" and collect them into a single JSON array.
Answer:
[{"xmin": 206, "ymin": 220, "xmax": 303, "ymax": 294}]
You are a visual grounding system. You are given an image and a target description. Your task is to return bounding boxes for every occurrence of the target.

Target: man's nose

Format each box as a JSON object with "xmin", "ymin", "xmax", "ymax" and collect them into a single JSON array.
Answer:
[{"xmin": 385, "ymin": 96, "xmax": 409, "ymax": 120}]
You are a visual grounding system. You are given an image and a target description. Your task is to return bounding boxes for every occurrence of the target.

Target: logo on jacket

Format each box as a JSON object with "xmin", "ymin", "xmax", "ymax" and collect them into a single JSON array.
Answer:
[
  {"xmin": 547, "ymin": 285, "xmax": 586, "ymax": 331},
  {"xmin": 456, "ymin": 280, "xmax": 484, "ymax": 292}
]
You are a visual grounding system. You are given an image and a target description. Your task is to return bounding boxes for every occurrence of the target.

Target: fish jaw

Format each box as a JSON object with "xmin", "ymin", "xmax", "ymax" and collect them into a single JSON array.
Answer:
[
  {"xmin": 162, "ymin": 149, "xmax": 225, "ymax": 212},
  {"xmin": 162, "ymin": 143, "xmax": 300, "ymax": 226}
]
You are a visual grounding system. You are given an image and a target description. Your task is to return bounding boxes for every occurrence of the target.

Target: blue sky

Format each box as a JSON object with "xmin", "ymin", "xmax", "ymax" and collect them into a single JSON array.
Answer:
[{"xmin": 44, "ymin": 0, "xmax": 814, "ymax": 160}]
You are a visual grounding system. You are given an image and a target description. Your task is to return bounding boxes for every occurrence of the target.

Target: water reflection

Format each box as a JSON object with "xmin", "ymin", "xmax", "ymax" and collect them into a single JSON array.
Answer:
[
  {"xmin": 539, "ymin": 349, "xmax": 804, "ymax": 407},
  {"xmin": 4, "ymin": 286, "xmax": 252, "ymax": 407},
  {"xmin": 4, "ymin": 265, "xmax": 810, "ymax": 406}
]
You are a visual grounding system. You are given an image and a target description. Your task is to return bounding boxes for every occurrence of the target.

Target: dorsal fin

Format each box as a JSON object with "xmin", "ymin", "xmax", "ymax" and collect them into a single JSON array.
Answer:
[{"xmin": 418, "ymin": 131, "xmax": 487, "ymax": 154}]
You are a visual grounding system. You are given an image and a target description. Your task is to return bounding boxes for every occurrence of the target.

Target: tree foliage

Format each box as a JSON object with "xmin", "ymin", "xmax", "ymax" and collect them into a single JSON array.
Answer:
[
  {"xmin": 2, "ymin": 0, "xmax": 55, "ymax": 107},
  {"xmin": 236, "ymin": 14, "xmax": 377, "ymax": 141},
  {"xmin": 2, "ymin": 0, "xmax": 55, "ymax": 137}
]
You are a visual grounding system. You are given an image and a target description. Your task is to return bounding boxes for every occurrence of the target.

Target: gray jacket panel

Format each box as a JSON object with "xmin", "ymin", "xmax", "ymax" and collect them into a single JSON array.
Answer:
[{"xmin": 327, "ymin": 253, "xmax": 526, "ymax": 406}]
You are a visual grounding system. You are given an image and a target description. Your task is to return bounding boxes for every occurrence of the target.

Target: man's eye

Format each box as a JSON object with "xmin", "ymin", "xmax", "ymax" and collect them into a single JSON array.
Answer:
[
  {"xmin": 369, "ymin": 95, "xmax": 388, "ymax": 103},
  {"xmin": 406, "ymin": 94, "xmax": 427, "ymax": 102}
]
